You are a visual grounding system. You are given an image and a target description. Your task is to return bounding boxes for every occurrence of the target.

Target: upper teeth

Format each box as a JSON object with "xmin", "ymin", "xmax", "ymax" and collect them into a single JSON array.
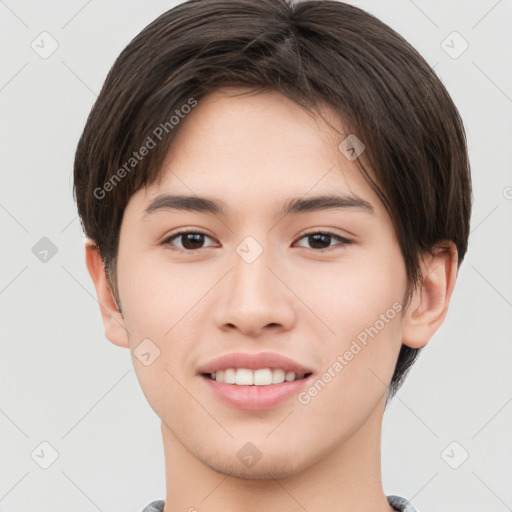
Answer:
[{"xmin": 211, "ymin": 368, "xmax": 304, "ymax": 385}]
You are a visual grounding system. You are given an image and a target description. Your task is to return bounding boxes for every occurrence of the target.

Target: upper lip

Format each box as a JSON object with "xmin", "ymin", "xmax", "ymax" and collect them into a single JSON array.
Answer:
[{"xmin": 197, "ymin": 351, "xmax": 314, "ymax": 375}]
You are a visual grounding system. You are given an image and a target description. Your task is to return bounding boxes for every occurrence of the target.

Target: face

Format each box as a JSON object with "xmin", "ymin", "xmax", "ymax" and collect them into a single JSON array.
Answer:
[{"xmin": 115, "ymin": 87, "xmax": 409, "ymax": 478}]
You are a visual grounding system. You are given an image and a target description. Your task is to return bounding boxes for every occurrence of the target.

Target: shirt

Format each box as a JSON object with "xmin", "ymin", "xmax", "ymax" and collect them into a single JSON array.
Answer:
[{"xmin": 140, "ymin": 494, "xmax": 418, "ymax": 511}]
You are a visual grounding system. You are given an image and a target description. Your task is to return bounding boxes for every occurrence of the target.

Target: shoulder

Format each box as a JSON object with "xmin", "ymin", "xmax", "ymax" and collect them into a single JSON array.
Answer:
[
  {"xmin": 387, "ymin": 495, "xmax": 419, "ymax": 512},
  {"xmin": 139, "ymin": 500, "xmax": 165, "ymax": 512}
]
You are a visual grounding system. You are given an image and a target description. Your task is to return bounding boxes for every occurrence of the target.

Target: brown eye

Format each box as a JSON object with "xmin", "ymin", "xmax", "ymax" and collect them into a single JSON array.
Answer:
[
  {"xmin": 164, "ymin": 231, "xmax": 216, "ymax": 253},
  {"xmin": 295, "ymin": 231, "xmax": 352, "ymax": 251}
]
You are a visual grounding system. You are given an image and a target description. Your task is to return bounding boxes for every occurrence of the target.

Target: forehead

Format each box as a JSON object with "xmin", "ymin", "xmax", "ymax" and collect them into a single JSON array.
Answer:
[
  {"xmin": 137, "ymin": 87, "xmax": 385, "ymax": 220},
  {"xmin": 167, "ymin": 86, "xmax": 347, "ymax": 166}
]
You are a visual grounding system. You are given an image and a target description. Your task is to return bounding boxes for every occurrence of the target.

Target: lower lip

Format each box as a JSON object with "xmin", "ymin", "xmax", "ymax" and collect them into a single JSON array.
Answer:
[{"xmin": 201, "ymin": 374, "xmax": 312, "ymax": 411}]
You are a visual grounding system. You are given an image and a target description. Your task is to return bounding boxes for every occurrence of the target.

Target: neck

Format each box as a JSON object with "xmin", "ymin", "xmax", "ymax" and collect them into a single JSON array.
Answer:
[{"xmin": 160, "ymin": 394, "xmax": 394, "ymax": 512}]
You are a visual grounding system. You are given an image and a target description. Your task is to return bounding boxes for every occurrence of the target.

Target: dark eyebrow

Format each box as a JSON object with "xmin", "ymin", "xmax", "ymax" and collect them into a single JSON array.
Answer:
[
  {"xmin": 143, "ymin": 193, "xmax": 374, "ymax": 218},
  {"xmin": 277, "ymin": 194, "xmax": 374, "ymax": 217},
  {"xmin": 144, "ymin": 194, "xmax": 226, "ymax": 216}
]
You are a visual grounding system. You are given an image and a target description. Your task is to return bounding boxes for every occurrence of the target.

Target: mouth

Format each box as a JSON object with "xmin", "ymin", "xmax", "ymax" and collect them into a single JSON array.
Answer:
[
  {"xmin": 202, "ymin": 368, "xmax": 313, "ymax": 385},
  {"xmin": 197, "ymin": 352, "xmax": 315, "ymax": 411}
]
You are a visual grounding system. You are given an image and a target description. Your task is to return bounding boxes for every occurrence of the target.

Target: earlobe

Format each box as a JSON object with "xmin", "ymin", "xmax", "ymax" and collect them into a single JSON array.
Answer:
[
  {"xmin": 402, "ymin": 242, "xmax": 458, "ymax": 349},
  {"xmin": 84, "ymin": 240, "xmax": 130, "ymax": 349}
]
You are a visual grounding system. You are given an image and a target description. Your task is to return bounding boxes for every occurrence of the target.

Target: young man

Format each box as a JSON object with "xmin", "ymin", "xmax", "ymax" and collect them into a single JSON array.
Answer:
[{"xmin": 73, "ymin": 0, "xmax": 472, "ymax": 510}]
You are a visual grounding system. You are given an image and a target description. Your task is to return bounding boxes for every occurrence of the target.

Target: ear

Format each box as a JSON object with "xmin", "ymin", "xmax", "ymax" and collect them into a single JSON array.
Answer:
[
  {"xmin": 84, "ymin": 240, "xmax": 130, "ymax": 348},
  {"xmin": 402, "ymin": 241, "xmax": 458, "ymax": 348}
]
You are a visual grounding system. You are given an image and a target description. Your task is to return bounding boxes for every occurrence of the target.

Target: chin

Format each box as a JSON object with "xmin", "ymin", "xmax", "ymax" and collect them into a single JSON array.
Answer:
[{"xmin": 201, "ymin": 451, "xmax": 310, "ymax": 480}]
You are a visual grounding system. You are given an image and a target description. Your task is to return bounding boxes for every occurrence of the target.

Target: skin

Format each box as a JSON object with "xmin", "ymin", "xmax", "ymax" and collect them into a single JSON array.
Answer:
[{"xmin": 85, "ymin": 87, "xmax": 458, "ymax": 512}]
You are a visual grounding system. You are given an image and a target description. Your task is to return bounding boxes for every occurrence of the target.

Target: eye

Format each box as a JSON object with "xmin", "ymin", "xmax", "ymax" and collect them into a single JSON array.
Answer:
[
  {"xmin": 294, "ymin": 231, "xmax": 352, "ymax": 252},
  {"xmin": 163, "ymin": 230, "xmax": 216, "ymax": 253},
  {"xmin": 162, "ymin": 229, "xmax": 352, "ymax": 254}
]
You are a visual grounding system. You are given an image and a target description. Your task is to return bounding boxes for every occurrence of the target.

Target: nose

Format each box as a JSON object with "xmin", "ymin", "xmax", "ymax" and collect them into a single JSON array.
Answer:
[{"xmin": 213, "ymin": 243, "xmax": 296, "ymax": 338}]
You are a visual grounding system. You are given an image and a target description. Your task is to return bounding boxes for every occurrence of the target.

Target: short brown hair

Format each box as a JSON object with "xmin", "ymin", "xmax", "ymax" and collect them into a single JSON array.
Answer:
[{"xmin": 73, "ymin": 0, "xmax": 472, "ymax": 397}]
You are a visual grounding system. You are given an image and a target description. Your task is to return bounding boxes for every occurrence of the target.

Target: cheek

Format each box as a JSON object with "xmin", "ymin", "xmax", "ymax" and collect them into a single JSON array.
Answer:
[
  {"xmin": 117, "ymin": 249, "xmax": 202, "ymax": 339},
  {"xmin": 299, "ymin": 248, "xmax": 406, "ymax": 407},
  {"xmin": 299, "ymin": 252, "xmax": 406, "ymax": 342},
  {"xmin": 296, "ymin": 270, "xmax": 404, "ymax": 436}
]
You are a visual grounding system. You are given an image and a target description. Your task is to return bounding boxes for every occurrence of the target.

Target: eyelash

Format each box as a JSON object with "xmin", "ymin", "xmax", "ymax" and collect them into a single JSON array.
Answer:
[{"xmin": 162, "ymin": 229, "xmax": 352, "ymax": 254}]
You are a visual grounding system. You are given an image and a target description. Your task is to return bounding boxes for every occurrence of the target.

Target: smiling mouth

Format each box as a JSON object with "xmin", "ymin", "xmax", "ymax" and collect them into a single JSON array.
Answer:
[{"xmin": 202, "ymin": 368, "xmax": 313, "ymax": 385}]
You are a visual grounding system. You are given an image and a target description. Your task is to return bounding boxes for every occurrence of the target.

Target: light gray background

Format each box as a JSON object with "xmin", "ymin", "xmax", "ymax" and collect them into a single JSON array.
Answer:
[{"xmin": 1, "ymin": 1, "xmax": 511, "ymax": 511}]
